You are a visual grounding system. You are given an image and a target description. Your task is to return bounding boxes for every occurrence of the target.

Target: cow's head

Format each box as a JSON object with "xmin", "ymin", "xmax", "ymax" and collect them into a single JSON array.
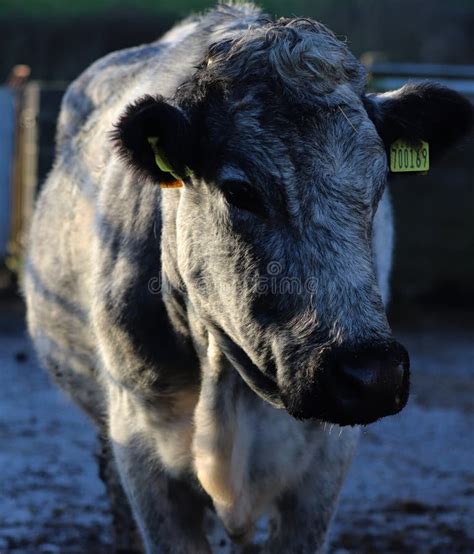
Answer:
[{"xmin": 114, "ymin": 18, "xmax": 472, "ymax": 425}]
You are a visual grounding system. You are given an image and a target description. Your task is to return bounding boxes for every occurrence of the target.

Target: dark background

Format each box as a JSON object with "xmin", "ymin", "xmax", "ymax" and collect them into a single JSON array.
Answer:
[
  {"xmin": 2, "ymin": 0, "xmax": 473, "ymax": 322},
  {"xmin": 1, "ymin": 0, "xmax": 474, "ymax": 82}
]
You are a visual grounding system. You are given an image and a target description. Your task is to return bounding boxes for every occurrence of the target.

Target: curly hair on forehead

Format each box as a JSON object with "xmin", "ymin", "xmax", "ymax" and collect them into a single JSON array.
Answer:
[{"xmin": 180, "ymin": 16, "xmax": 367, "ymax": 107}]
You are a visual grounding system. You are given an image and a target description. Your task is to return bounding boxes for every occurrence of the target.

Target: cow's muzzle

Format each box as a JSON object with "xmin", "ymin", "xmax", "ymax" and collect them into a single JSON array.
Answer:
[{"xmin": 279, "ymin": 340, "xmax": 410, "ymax": 425}]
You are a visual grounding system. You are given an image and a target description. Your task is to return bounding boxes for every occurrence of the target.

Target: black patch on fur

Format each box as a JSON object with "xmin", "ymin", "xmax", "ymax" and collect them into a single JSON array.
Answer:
[
  {"xmin": 111, "ymin": 95, "xmax": 194, "ymax": 184},
  {"xmin": 363, "ymin": 81, "xmax": 473, "ymax": 161}
]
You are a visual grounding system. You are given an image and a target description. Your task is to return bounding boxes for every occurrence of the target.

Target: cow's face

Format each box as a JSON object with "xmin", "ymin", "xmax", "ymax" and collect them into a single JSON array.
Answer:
[{"xmin": 114, "ymin": 19, "xmax": 472, "ymax": 425}]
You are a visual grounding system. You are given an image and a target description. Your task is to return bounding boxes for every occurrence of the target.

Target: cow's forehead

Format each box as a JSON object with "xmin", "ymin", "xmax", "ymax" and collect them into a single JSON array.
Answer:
[
  {"xmin": 209, "ymin": 95, "xmax": 386, "ymax": 206},
  {"xmin": 212, "ymin": 87, "xmax": 375, "ymax": 154},
  {"xmin": 200, "ymin": 18, "xmax": 367, "ymax": 105}
]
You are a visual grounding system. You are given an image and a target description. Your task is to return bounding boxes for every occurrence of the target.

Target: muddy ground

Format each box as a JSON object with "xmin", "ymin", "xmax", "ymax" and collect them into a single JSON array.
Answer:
[{"xmin": 1, "ymin": 299, "xmax": 473, "ymax": 553}]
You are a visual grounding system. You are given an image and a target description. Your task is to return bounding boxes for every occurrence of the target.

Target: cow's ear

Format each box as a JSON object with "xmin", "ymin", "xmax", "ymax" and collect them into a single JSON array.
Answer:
[
  {"xmin": 112, "ymin": 95, "xmax": 194, "ymax": 187},
  {"xmin": 364, "ymin": 82, "xmax": 473, "ymax": 162}
]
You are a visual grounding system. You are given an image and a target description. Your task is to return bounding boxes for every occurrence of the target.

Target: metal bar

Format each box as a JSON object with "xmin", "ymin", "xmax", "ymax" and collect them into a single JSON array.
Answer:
[
  {"xmin": 9, "ymin": 82, "xmax": 40, "ymax": 270},
  {"xmin": 368, "ymin": 63, "xmax": 474, "ymax": 79},
  {"xmin": 0, "ymin": 88, "xmax": 16, "ymax": 261},
  {"xmin": 371, "ymin": 77, "xmax": 474, "ymax": 96}
]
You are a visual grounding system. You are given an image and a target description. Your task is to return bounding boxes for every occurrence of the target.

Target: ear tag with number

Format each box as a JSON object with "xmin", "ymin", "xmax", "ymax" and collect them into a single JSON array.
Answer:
[
  {"xmin": 390, "ymin": 139, "xmax": 430, "ymax": 174},
  {"xmin": 147, "ymin": 136, "xmax": 184, "ymax": 188}
]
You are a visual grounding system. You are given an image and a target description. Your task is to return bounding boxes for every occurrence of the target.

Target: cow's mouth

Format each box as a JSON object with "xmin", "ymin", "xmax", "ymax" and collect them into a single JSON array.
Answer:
[
  {"xmin": 209, "ymin": 325, "xmax": 410, "ymax": 426},
  {"xmin": 210, "ymin": 325, "xmax": 284, "ymax": 409}
]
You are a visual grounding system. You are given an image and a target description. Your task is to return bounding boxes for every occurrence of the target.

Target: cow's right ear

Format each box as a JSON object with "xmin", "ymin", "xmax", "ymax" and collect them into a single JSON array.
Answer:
[
  {"xmin": 363, "ymin": 83, "xmax": 473, "ymax": 163},
  {"xmin": 112, "ymin": 95, "xmax": 193, "ymax": 187}
]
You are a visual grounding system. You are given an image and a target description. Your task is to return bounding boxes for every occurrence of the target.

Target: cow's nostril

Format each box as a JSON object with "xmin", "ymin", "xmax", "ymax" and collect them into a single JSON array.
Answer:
[{"xmin": 340, "ymin": 359, "xmax": 406, "ymax": 396}]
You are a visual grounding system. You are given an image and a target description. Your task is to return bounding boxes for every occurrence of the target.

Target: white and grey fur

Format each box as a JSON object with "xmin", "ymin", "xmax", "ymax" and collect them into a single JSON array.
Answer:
[{"xmin": 24, "ymin": 3, "xmax": 472, "ymax": 553}]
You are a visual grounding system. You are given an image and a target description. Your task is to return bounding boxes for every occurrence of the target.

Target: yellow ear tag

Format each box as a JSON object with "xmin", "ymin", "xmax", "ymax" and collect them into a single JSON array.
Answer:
[
  {"xmin": 147, "ymin": 136, "xmax": 184, "ymax": 188},
  {"xmin": 390, "ymin": 139, "xmax": 430, "ymax": 173}
]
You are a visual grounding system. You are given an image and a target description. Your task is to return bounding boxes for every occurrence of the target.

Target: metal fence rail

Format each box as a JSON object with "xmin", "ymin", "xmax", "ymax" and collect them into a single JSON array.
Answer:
[
  {"xmin": 368, "ymin": 63, "xmax": 474, "ymax": 97},
  {"xmin": 0, "ymin": 83, "xmax": 63, "ymax": 272},
  {"xmin": 0, "ymin": 88, "xmax": 16, "ymax": 261}
]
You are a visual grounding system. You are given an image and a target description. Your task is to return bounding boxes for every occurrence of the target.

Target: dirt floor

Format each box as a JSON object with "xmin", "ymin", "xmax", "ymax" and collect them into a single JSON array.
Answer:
[{"xmin": 1, "ymin": 299, "xmax": 473, "ymax": 553}]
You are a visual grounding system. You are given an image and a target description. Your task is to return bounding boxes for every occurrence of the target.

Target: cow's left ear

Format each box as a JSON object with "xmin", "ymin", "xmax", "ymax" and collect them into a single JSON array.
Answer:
[
  {"xmin": 112, "ymin": 95, "xmax": 194, "ymax": 187},
  {"xmin": 364, "ymin": 82, "xmax": 473, "ymax": 162}
]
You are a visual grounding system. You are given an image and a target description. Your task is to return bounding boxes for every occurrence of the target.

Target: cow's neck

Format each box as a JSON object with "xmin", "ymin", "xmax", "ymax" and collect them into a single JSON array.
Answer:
[
  {"xmin": 160, "ymin": 190, "xmax": 193, "ymax": 340},
  {"xmin": 160, "ymin": 193, "xmax": 259, "ymax": 533}
]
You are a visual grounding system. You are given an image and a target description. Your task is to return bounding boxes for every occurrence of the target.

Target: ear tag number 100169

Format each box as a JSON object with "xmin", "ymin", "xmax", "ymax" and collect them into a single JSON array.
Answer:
[{"xmin": 390, "ymin": 139, "xmax": 429, "ymax": 173}]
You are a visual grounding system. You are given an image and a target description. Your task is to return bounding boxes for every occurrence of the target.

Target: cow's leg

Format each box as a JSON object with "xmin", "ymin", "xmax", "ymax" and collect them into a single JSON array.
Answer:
[
  {"xmin": 261, "ymin": 427, "xmax": 360, "ymax": 554},
  {"xmin": 97, "ymin": 434, "xmax": 143, "ymax": 553},
  {"xmin": 107, "ymin": 385, "xmax": 211, "ymax": 554}
]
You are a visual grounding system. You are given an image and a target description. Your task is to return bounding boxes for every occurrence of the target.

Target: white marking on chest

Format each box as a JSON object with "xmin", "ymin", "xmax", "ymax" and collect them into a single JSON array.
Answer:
[{"xmin": 192, "ymin": 383, "xmax": 255, "ymax": 537}]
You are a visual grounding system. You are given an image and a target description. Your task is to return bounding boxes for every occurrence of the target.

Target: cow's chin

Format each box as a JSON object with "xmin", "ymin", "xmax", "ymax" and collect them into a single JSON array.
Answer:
[{"xmin": 280, "ymin": 389, "xmax": 379, "ymax": 426}]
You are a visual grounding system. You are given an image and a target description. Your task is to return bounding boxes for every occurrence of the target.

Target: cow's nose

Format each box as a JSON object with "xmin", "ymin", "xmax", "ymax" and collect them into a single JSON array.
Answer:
[
  {"xmin": 327, "ymin": 341, "xmax": 410, "ymax": 425},
  {"xmin": 279, "ymin": 339, "xmax": 410, "ymax": 425}
]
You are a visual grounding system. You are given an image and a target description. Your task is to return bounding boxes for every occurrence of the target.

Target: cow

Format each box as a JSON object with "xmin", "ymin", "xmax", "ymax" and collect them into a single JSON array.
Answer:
[{"xmin": 24, "ymin": 3, "xmax": 472, "ymax": 553}]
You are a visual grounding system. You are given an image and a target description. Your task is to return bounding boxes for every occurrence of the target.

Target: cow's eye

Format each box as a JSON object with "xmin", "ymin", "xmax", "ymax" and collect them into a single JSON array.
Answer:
[{"xmin": 219, "ymin": 179, "xmax": 264, "ymax": 216}]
